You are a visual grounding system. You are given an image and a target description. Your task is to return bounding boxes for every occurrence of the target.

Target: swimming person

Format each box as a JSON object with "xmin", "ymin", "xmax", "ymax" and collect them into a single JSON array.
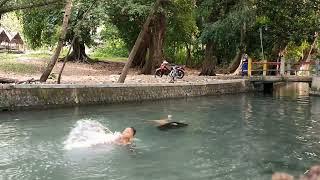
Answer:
[
  {"xmin": 146, "ymin": 115, "xmax": 188, "ymax": 130},
  {"xmin": 146, "ymin": 115, "xmax": 173, "ymax": 126},
  {"xmin": 64, "ymin": 120, "xmax": 137, "ymax": 150},
  {"xmin": 116, "ymin": 127, "xmax": 136, "ymax": 145}
]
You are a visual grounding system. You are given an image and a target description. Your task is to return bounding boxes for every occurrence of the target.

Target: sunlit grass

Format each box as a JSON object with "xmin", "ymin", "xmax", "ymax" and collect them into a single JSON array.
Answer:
[
  {"xmin": 24, "ymin": 52, "xmax": 51, "ymax": 59},
  {"xmin": 91, "ymin": 55, "xmax": 127, "ymax": 62},
  {"xmin": 0, "ymin": 53, "xmax": 44, "ymax": 74},
  {"xmin": 0, "ymin": 49, "xmax": 128, "ymax": 74}
]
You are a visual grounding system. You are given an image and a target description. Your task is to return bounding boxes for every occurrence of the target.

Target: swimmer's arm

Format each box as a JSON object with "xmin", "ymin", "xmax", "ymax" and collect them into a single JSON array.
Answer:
[{"xmin": 114, "ymin": 140, "xmax": 132, "ymax": 146}]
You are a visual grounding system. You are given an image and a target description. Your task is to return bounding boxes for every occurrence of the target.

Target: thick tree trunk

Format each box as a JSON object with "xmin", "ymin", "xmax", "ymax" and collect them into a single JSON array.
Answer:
[
  {"xmin": 228, "ymin": 22, "xmax": 246, "ymax": 74},
  {"xmin": 300, "ymin": 32, "xmax": 318, "ymax": 75},
  {"xmin": 306, "ymin": 33, "xmax": 318, "ymax": 63},
  {"xmin": 131, "ymin": 32, "xmax": 151, "ymax": 68},
  {"xmin": 141, "ymin": 13, "xmax": 166, "ymax": 74},
  {"xmin": 40, "ymin": 0, "xmax": 72, "ymax": 82},
  {"xmin": 57, "ymin": 37, "xmax": 75, "ymax": 84},
  {"xmin": 199, "ymin": 41, "xmax": 217, "ymax": 76},
  {"xmin": 66, "ymin": 38, "xmax": 91, "ymax": 62},
  {"xmin": 228, "ymin": 49, "xmax": 243, "ymax": 74},
  {"xmin": 186, "ymin": 44, "xmax": 192, "ymax": 67},
  {"xmin": 117, "ymin": 0, "xmax": 163, "ymax": 83}
]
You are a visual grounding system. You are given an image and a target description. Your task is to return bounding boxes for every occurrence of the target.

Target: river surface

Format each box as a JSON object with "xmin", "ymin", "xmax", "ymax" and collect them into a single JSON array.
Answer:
[{"xmin": 0, "ymin": 83, "xmax": 320, "ymax": 180}]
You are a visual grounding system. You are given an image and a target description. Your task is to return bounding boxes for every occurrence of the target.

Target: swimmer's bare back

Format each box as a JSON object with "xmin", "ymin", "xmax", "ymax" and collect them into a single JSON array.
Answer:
[
  {"xmin": 145, "ymin": 115, "xmax": 172, "ymax": 126},
  {"xmin": 145, "ymin": 119, "xmax": 170, "ymax": 126}
]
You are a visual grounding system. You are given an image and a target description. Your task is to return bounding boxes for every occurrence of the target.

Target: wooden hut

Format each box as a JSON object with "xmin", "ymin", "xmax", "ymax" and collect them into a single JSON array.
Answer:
[
  {"xmin": 0, "ymin": 29, "xmax": 10, "ymax": 50},
  {"xmin": 9, "ymin": 32, "xmax": 24, "ymax": 51}
]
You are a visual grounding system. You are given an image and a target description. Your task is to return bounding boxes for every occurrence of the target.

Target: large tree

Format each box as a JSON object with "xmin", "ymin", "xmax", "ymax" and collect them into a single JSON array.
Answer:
[
  {"xmin": 249, "ymin": 0, "xmax": 320, "ymax": 60},
  {"xmin": 40, "ymin": 0, "xmax": 73, "ymax": 82},
  {"xmin": 106, "ymin": 0, "xmax": 168, "ymax": 74},
  {"xmin": 197, "ymin": 0, "xmax": 255, "ymax": 75},
  {"xmin": 106, "ymin": 0, "xmax": 197, "ymax": 75},
  {"xmin": 20, "ymin": 0, "xmax": 104, "ymax": 62}
]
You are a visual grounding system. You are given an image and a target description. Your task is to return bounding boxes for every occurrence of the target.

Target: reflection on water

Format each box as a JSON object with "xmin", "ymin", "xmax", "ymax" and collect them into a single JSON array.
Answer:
[
  {"xmin": 0, "ymin": 83, "xmax": 319, "ymax": 180},
  {"xmin": 274, "ymin": 82, "xmax": 310, "ymax": 98}
]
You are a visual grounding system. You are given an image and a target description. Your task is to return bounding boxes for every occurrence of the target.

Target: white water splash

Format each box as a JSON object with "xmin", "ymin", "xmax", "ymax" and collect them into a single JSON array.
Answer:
[{"xmin": 63, "ymin": 119, "xmax": 121, "ymax": 150}]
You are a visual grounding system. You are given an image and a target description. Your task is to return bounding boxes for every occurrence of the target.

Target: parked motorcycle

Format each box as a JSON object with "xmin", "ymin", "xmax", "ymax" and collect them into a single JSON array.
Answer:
[
  {"xmin": 155, "ymin": 61, "xmax": 171, "ymax": 77},
  {"xmin": 155, "ymin": 61, "xmax": 185, "ymax": 79}
]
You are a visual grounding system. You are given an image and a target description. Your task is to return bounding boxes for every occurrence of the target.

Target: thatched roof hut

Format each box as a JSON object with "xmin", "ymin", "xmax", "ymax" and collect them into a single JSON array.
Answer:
[
  {"xmin": 0, "ymin": 29, "xmax": 10, "ymax": 43},
  {"xmin": 10, "ymin": 33, "xmax": 24, "ymax": 45}
]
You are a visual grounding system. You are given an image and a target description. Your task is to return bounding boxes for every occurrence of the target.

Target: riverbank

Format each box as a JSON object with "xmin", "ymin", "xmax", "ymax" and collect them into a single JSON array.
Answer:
[{"xmin": 0, "ymin": 80, "xmax": 252, "ymax": 111}]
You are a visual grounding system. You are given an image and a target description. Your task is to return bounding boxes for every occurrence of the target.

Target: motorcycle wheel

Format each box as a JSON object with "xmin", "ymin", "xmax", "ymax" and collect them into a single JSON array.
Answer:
[
  {"xmin": 155, "ymin": 69, "xmax": 163, "ymax": 77},
  {"xmin": 177, "ymin": 70, "xmax": 185, "ymax": 79}
]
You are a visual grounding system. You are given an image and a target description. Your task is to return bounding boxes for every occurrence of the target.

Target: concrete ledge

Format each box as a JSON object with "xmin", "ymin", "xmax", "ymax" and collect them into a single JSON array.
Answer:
[
  {"xmin": 249, "ymin": 76, "xmax": 313, "ymax": 83},
  {"xmin": 0, "ymin": 80, "xmax": 252, "ymax": 110},
  {"xmin": 310, "ymin": 76, "xmax": 320, "ymax": 96}
]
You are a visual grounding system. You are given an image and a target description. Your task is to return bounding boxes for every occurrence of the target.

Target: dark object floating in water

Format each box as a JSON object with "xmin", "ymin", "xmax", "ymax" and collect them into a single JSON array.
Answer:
[{"xmin": 157, "ymin": 122, "xmax": 188, "ymax": 131}]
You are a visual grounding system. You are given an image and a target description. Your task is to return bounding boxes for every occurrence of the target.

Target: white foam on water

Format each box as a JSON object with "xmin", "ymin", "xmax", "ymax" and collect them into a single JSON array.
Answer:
[{"xmin": 63, "ymin": 119, "xmax": 121, "ymax": 150}]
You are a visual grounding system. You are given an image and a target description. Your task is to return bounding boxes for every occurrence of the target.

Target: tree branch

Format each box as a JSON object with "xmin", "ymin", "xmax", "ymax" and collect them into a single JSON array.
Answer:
[{"xmin": 0, "ymin": 0, "xmax": 63, "ymax": 14}]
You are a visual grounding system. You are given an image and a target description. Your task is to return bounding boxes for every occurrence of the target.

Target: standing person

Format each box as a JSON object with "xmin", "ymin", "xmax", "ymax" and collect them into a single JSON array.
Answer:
[
  {"xmin": 169, "ymin": 66, "xmax": 178, "ymax": 83},
  {"xmin": 241, "ymin": 54, "xmax": 249, "ymax": 76}
]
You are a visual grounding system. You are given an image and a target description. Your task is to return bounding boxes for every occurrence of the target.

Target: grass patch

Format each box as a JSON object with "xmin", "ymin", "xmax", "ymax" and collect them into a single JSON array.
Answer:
[
  {"xmin": 0, "ymin": 61, "xmax": 41, "ymax": 74},
  {"xmin": 91, "ymin": 55, "xmax": 127, "ymax": 62},
  {"xmin": 24, "ymin": 52, "xmax": 51, "ymax": 59},
  {"xmin": 0, "ymin": 53, "xmax": 44, "ymax": 74}
]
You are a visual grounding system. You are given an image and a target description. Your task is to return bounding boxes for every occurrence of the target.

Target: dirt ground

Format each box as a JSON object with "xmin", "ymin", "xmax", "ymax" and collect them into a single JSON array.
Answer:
[{"xmin": 0, "ymin": 58, "xmax": 240, "ymax": 84}]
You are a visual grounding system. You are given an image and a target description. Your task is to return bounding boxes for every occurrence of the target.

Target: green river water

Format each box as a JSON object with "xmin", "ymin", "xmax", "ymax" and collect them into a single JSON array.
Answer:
[{"xmin": 0, "ymin": 83, "xmax": 320, "ymax": 180}]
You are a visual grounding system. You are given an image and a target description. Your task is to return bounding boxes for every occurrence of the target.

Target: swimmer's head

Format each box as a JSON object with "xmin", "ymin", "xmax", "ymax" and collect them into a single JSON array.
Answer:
[
  {"xmin": 130, "ymin": 127, "xmax": 136, "ymax": 136},
  {"xmin": 168, "ymin": 115, "xmax": 172, "ymax": 121},
  {"xmin": 122, "ymin": 127, "xmax": 136, "ymax": 138}
]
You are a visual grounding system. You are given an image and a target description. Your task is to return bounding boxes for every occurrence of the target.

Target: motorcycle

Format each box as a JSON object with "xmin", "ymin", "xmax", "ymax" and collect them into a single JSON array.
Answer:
[
  {"xmin": 169, "ymin": 65, "xmax": 185, "ymax": 79},
  {"xmin": 155, "ymin": 61, "xmax": 171, "ymax": 77},
  {"xmin": 155, "ymin": 61, "xmax": 185, "ymax": 79}
]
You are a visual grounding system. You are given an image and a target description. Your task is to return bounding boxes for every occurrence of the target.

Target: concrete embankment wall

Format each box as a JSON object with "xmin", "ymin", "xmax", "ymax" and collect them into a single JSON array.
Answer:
[
  {"xmin": 0, "ymin": 80, "xmax": 252, "ymax": 110},
  {"xmin": 310, "ymin": 77, "xmax": 320, "ymax": 96}
]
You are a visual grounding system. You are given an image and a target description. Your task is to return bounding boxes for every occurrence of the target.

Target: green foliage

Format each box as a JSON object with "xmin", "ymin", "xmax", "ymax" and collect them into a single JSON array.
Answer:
[
  {"xmin": 11, "ymin": 0, "xmax": 320, "ymax": 67},
  {"xmin": 19, "ymin": 0, "xmax": 105, "ymax": 49},
  {"xmin": 0, "ymin": 13, "xmax": 23, "ymax": 33},
  {"xmin": 197, "ymin": 0, "xmax": 256, "ymax": 63},
  {"xmin": 164, "ymin": 0, "xmax": 198, "ymax": 64},
  {"xmin": 91, "ymin": 22, "xmax": 128, "ymax": 58},
  {"xmin": 166, "ymin": 0, "xmax": 198, "ymax": 44},
  {"xmin": 254, "ymin": 0, "xmax": 320, "ymax": 58},
  {"xmin": 20, "ymin": 6, "xmax": 62, "ymax": 48},
  {"xmin": 285, "ymin": 41, "xmax": 310, "ymax": 62},
  {"xmin": 66, "ymin": 0, "xmax": 106, "ymax": 46},
  {"xmin": 104, "ymin": 0, "xmax": 151, "ymax": 50},
  {"xmin": 91, "ymin": 43, "xmax": 128, "ymax": 59}
]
